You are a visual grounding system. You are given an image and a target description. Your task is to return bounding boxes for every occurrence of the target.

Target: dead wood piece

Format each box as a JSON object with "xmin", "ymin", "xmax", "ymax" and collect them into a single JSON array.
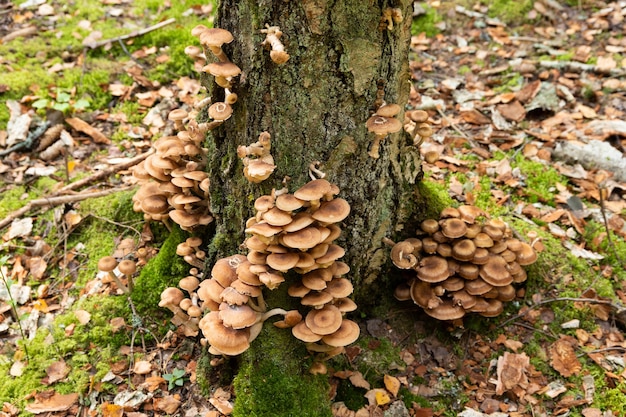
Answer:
[
  {"xmin": 65, "ymin": 117, "xmax": 110, "ymax": 144},
  {"xmin": 84, "ymin": 18, "xmax": 176, "ymax": 49},
  {"xmin": 1, "ymin": 26, "xmax": 37, "ymax": 43},
  {"xmin": 538, "ymin": 60, "xmax": 626, "ymax": 77}
]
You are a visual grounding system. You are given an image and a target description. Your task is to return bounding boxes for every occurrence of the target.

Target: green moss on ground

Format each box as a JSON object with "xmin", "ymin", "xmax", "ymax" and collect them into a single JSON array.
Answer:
[
  {"xmin": 233, "ymin": 324, "xmax": 331, "ymax": 417},
  {"xmin": 131, "ymin": 226, "xmax": 189, "ymax": 315},
  {"xmin": 411, "ymin": 6, "xmax": 442, "ymax": 37}
]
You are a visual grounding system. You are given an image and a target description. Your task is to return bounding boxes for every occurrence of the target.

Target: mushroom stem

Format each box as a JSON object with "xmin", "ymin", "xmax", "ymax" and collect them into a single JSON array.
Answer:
[
  {"xmin": 368, "ymin": 134, "xmax": 385, "ymax": 159},
  {"xmin": 261, "ymin": 25, "xmax": 290, "ymax": 64},
  {"xmin": 308, "ymin": 161, "xmax": 326, "ymax": 180},
  {"xmin": 208, "ymin": 45, "xmax": 230, "ymax": 63},
  {"xmin": 224, "ymin": 88, "xmax": 238, "ymax": 104},
  {"xmin": 109, "ymin": 271, "xmax": 130, "ymax": 294},
  {"xmin": 382, "ymin": 237, "xmax": 396, "ymax": 247}
]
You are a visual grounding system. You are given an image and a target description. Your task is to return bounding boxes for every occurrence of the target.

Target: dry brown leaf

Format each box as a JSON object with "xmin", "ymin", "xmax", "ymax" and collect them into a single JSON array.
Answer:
[
  {"xmin": 42, "ymin": 360, "xmax": 70, "ymax": 385},
  {"xmin": 550, "ymin": 336, "xmax": 582, "ymax": 377},
  {"xmin": 74, "ymin": 309, "xmax": 91, "ymax": 325},
  {"xmin": 133, "ymin": 360, "xmax": 152, "ymax": 375},
  {"xmin": 209, "ymin": 397, "xmax": 233, "ymax": 415},
  {"xmin": 497, "ymin": 100, "xmax": 526, "ymax": 122},
  {"xmin": 65, "ymin": 117, "xmax": 110, "ymax": 144},
  {"xmin": 495, "ymin": 352, "xmax": 529, "ymax": 395},
  {"xmin": 141, "ymin": 375, "xmax": 165, "ymax": 392},
  {"xmin": 460, "ymin": 109, "xmax": 491, "ymax": 125},
  {"xmin": 349, "ymin": 371, "xmax": 371, "ymax": 390},
  {"xmin": 154, "ymin": 395, "xmax": 181, "ymax": 414},
  {"xmin": 27, "ymin": 256, "xmax": 47, "ymax": 280},
  {"xmin": 503, "ymin": 339, "xmax": 524, "ymax": 352},
  {"xmin": 383, "ymin": 374, "xmax": 400, "ymax": 397},
  {"xmin": 25, "ymin": 392, "xmax": 78, "ymax": 414}
]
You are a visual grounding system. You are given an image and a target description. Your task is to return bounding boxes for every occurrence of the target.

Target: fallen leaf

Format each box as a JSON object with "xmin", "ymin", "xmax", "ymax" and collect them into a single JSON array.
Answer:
[
  {"xmin": 42, "ymin": 360, "xmax": 70, "ymax": 385},
  {"xmin": 154, "ymin": 395, "xmax": 181, "ymax": 414},
  {"xmin": 25, "ymin": 392, "xmax": 78, "ymax": 414},
  {"xmin": 133, "ymin": 360, "xmax": 152, "ymax": 375},
  {"xmin": 65, "ymin": 117, "xmax": 110, "ymax": 144},
  {"xmin": 101, "ymin": 402, "xmax": 124, "ymax": 417},
  {"xmin": 495, "ymin": 352, "xmax": 529, "ymax": 395},
  {"xmin": 74, "ymin": 309, "xmax": 91, "ymax": 325},
  {"xmin": 348, "ymin": 371, "xmax": 371, "ymax": 390},
  {"xmin": 550, "ymin": 336, "xmax": 582, "ymax": 377},
  {"xmin": 141, "ymin": 375, "xmax": 165, "ymax": 392},
  {"xmin": 383, "ymin": 374, "xmax": 401, "ymax": 397}
]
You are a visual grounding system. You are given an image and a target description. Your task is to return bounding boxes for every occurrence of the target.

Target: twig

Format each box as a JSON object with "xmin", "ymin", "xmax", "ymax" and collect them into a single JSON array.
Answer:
[
  {"xmin": 598, "ymin": 186, "xmax": 624, "ymax": 267},
  {"xmin": 538, "ymin": 60, "xmax": 626, "ymax": 77},
  {"xmin": 57, "ymin": 149, "xmax": 152, "ymax": 194},
  {"xmin": 498, "ymin": 297, "xmax": 624, "ymax": 329},
  {"xmin": 0, "ymin": 187, "xmax": 132, "ymax": 230},
  {"xmin": 435, "ymin": 106, "xmax": 481, "ymax": 149},
  {"xmin": 87, "ymin": 214, "xmax": 143, "ymax": 237},
  {"xmin": 84, "ymin": 18, "xmax": 176, "ymax": 49}
]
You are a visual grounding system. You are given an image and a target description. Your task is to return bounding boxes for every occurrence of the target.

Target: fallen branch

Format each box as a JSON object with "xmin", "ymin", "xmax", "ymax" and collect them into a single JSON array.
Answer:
[
  {"xmin": 84, "ymin": 18, "xmax": 176, "ymax": 49},
  {"xmin": 0, "ymin": 188, "xmax": 132, "ymax": 231},
  {"xmin": 538, "ymin": 60, "xmax": 626, "ymax": 77},
  {"xmin": 57, "ymin": 149, "xmax": 152, "ymax": 194}
]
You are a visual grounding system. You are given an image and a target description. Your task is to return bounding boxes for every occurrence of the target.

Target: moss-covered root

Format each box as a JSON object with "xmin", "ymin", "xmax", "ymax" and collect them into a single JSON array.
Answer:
[{"xmin": 232, "ymin": 324, "xmax": 332, "ymax": 417}]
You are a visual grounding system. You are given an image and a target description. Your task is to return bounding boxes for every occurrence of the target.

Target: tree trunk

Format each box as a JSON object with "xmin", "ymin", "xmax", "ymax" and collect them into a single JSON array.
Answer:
[
  {"xmin": 201, "ymin": 1, "xmax": 422, "ymax": 415},
  {"xmin": 206, "ymin": 0, "xmax": 421, "ymax": 302}
]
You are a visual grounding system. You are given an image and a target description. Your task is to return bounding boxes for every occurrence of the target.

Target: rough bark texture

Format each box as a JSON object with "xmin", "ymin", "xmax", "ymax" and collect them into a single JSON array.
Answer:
[{"xmin": 205, "ymin": 0, "xmax": 422, "ymax": 305}]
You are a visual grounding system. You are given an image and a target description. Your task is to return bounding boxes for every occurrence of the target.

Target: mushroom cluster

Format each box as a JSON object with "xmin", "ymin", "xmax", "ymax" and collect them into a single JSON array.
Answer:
[
  {"xmin": 237, "ymin": 131, "xmax": 277, "ymax": 183},
  {"xmin": 365, "ymin": 103, "xmax": 403, "ymax": 159},
  {"xmin": 405, "ymin": 109, "xmax": 434, "ymax": 147},
  {"xmin": 97, "ymin": 256, "xmax": 138, "ymax": 295},
  {"xmin": 190, "ymin": 177, "xmax": 359, "ymax": 362},
  {"xmin": 131, "ymin": 113, "xmax": 213, "ymax": 231},
  {"xmin": 390, "ymin": 205, "xmax": 538, "ymax": 324}
]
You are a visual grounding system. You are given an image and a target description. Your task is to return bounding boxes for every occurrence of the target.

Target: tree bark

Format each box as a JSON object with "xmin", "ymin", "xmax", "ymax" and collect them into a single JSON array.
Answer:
[{"xmin": 206, "ymin": 0, "xmax": 421, "ymax": 304}]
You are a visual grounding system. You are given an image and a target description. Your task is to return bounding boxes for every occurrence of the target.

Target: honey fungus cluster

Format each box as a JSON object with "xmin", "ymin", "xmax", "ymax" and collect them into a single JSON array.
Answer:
[{"xmin": 391, "ymin": 205, "xmax": 538, "ymax": 322}]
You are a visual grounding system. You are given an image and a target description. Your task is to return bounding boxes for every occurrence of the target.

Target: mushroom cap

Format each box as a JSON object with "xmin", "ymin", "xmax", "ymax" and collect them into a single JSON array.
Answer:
[
  {"xmin": 465, "ymin": 223, "xmax": 482, "ymax": 239},
  {"xmin": 322, "ymin": 319, "xmax": 360, "ymax": 347},
  {"xmin": 390, "ymin": 241, "xmax": 418, "ymax": 269},
  {"xmin": 211, "ymin": 256, "xmax": 241, "ymax": 288},
  {"xmin": 245, "ymin": 221, "xmax": 283, "ymax": 238},
  {"xmin": 282, "ymin": 212, "xmax": 315, "ymax": 233},
  {"xmin": 270, "ymin": 50, "xmax": 290, "ymax": 64},
  {"xmin": 514, "ymin": 242, "xmax": 537, "ymax": 266},
  {"xmin": 220, "ymin": 286, "xmax": 249, "ymax": 305},
  {"xmin": 376, "ymin": 103, "xmax": 402, "ymax": 117},
  {"xmin": 301, "ymin": 290, "xmax": 334, "ymax": 307},
  {"xmin": 203, "ymin": 61, "xmax": 241, "ymax": 78},
  {"xmin": 311, "ymin": 198, "xmax": 351, "ymax": 224},
  {"xmin": 288, "ymin": 281, "xmax": 311, "ymax": 298},
  {"xmin": 458, "ymin": 263, "xmax": 480, "ymax": 280},
  {"xmin": 294, "ymin": 179, "xmax": 332, "ymax": 201},
  {"xmin": 292, "ymin": 320, "xmax": 323, "ymax": 343},
  {"xmin": 159, "ymin": 287, "xmax": 185, "ymax": 307},
  {"xmin": 482, "ymin": 224, "xmax": 504, "ymax": 241},
  {"xmin": 208, "ymin": 102, "xmax": 233, "ymax": 121},
  {"xmin": 197, "ymin": 278, "xmax": 225, "ymax": 304},
  {"xmin": 275, "ymin": 194, "xmax": 304, "ymax": 211},
  {"xmin": 452, "ymin": 290, "xmax": 477, "ymax": 309},
  {"xmin": 259, "ymin": 271, "xmax": 285, "ymax": 290},
  {"xmin": 465, "ymin": 278, "xmax": 493, "ymax": 296},
  {"xmin": 472, "ymin": 248, "xmax": 491, "ymax": 265},
  {"xmin": 410, "ymin": 280, "xmax": 441, "ymax": 310},
  {"xmin": 296, "ymin": 252, "xmax": 317, "ymax": 269},
  {"xmin": 266, "ymin": 252, "xmax": 300, "ymax": 272},
  {"xmin": 302, "ymin": 269, "xmax": 331, "ymax": 290},
  {"xmin": 333, "ymin": 297, "xmax": 358, "ymax": 312},
  {"xmin": 330, "ymin": 261, "xmax": 351, "ymax": 277},
  {"xmin": 409, "ymin": 109, "xmax": 429, "ymax": 123},
  {"xmin": 117, "ymin": 260, "xmax": 136, "ymax": 276},
  {"xmin": 325, "ymin": 278, "xmax": 354, "ymax": 298},
  {"xmin": 441, "ymin": 276, "xmax": 465, "ymax": 292},
  {"xmin": 441, "ymin": 218, "xmax": 468, "ymax": 239},
  {"xmin": 322, "ymin": 224, "xmax": 343, "ymax": 244},
  {"xmin": 416, "ymin": 256, "xmax": 449, "ymax": 283},
  {"xmin": 365, "ymin": 115, "xmax": 403, "ymax": 135},
  {"xmin": 184, "ymin": 45, "xmax": 203, "ymax": 58},
  {"xmin": 141, "ymin": 195, "xmax": 169, "ymax": 215},
  {"xmin": 479, "ymin": 256, "xmax": 513, "ymax": 286},
  {"xmin": 451, "ymin": 239, "xmax": 477, "ymax": 262},
  {"xmin": 247, "ymin": 250, "xmax": 267, "ymax": 265},
  {"xmin": 231, "ymin": 279, "xmax": 263, "ymax": 297},
  {"xmin": 394, "ymin": 282, "xmax": 412, "ymax": 301},
  {"xmin": 198, "ymin": 28, "xmax": 234, "ymax": 47},
  {"xmin": 473, "ymin": 233, "xmax": 494, "ymax": 248},
  {"xmin": 315, "ymin": 244, "xmax": 345, "ymax": 265},
  {"xmin": 262, "ymin": 207, "xmax": 293, "ymax": 226},
  {"xmin": 305, "ymin": 305, "xmax": 343, "ymax": 335},
  {"xmin": 439, "ymin": 207, "xmax": 460, "ymax": 219},
  {"xmin": 236, "ymin": 261, "xmax": 263, "ymax": 286},
  {"xmin": 436, "ymin": 243, "xmax": 452, "ymax": 258},
  {"xmin": 168, "ymin": 108, "xmax": 188, "ymax": 122},
  {"xmin": 254, "ymin": 195, "xmax": 275, "ymax": 212},
  {"xmin": 496, "ymin": 284, "xmax": 516, "ymax": 302},
  {"xmin": 98, "ymin": 256, "xmax": 118, "ymax": 272},
  {"xmin": 479, "ymin": 299, "xmax": 504, "ymax": 318},
  {"xmin": 199, "ymin": 311, "xmax": 250, "ymax": 356},
  {"xmin": 421, "ymin": 237, "xmax": 438, "ymax": 254},
  {"xmin": 423, "ymin": 300, "xmax": 465, "ymax": 321},
  {"xmin": 420, "ymin": 218, "xmax": 439, "ymax": 234},
  {"xmin": 170, "ymin": 210, "xmax": 202, "ymax": 229},
  {"xmin": 281, "ymin": 226, "xmax": 322, "ymax": 249},
  {"xmin": 219, "ymin": 303, "xmax": 259, "ymax": 329},
  {"xmin": 244, "ymin": 235, "xmax": 269, "ymax": 252}
]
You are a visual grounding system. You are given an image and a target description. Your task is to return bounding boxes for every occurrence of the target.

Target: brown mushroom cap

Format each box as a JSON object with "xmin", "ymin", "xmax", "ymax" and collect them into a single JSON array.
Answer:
[
  {"xmin": 409, "ymin": 109, "xmax": 429, "ymax": 123},
  {"xmin": 199, "ymin": 311, "xmax": 250, "ymax": 356},
  {"xmin": 302, "ymin": 269, "xmax": 332, "ymax": 290},
  {"xmin": 436, "ymin": 243, "xmax": 452, "ymax": 258},
  {"xmin": 197, "ymin": 278, "xmax": 226, "ymax": 304},
  {"xmin": 441, "ymin": 218, "xmax": 468, "ymax": 239},
  {"xmin": 168, "ymin": 108, "xmax": 188, "ymax": 122},
  {"xmin": 514, "ymin": 242, "xmax": 537, "ymax": 266},
  {"xmin": 458, "ymin": 263, "xmax": 480, "ymax": 280},
  {"xmin": 275, "ymin": 193, "xmax": 304, "ymax": 211},
  {"xmin": 496, "ymin": 284, "xmax": 516, "ymax": 302},
  {"xmin": 159, "ymin": 287, "xmax": 185, "ymax": 308},
  {"xmin": 259, "ymin": 271, "xmax": 285, "ymax": 290},
  {"xmin": 292, "ymin": 320, "xmax": 323, "ymax": 343},
  {"xmin": 141, "ymin": 195, "xmax": 169, "ymax": 215},
  {"xmin": 220, "ymin": 286, "xmax": 249, "ymax": 305},
  {"xmin": 315, "ymin": 244, "xmax": 346, "ymax": 265},
  {"xmin": 330, "ymin": 261, "xmax": 351, "ymax": 277},
  {"xmin": 457, "ymin": 205, "xmax": 485, "ymax": 224},
  {"xmin": 365, "ymin": 116, "xmax": 403, "ymax": 135},
  {"xmin": 98, "ymin": 256, "xmax": 118, "ymax": 272},
  {"xmin": 211, "ymin": 257, "xmax": 239, "ymax": 288},
  {"xmin": 179, "ymin": 276, "xmax": 200, "ymax": 293},
  {"xmin": 266, "ymin": 252, "xmax": 300, "ymax": 272},
  {"xmin": 281, "ymin": 226, "xmax": 322, "ymax": 250},
  {"xmin": 333, "ymin": 297, "xmax": 358, "ymax": 312},
  {"xmin": 199, "ymin": 28, "xmax": 234, "ymax": 47},
  {"xmin": 479, "ymin": 256, "xmax": 513, "ymax": 287},
  {"xmin": 288, "ymin": 281, "xmax": 311, "ymax": 298},
  {"xmin": 451, "ymin": 239, "xmax": 477, "ymax": 262},
  {"xmin": 441, "ymin": 277, "xmax": 465, "ymax": 292},
  {"xmin": 322, "ymin": 319, "xmax": 360, "ymax": 347},
  {"xmin": 452, "ymin": 290, "xmax": 477, "ymax": 309},
  {"xmin": 245, "ymin": 221, "xmax": 283, "ymax": 238},
  {"xmin": 254, "ymin": 195, "xmax": 275, "ymax": 212},
  {"xmin": 423, "ymin": 300, "xmax": 465, "ymax": 321},
  {"xmin": 420, "ymin": 218, "xmax": 439, "ymax": 234},
  {"xmin": 376, "ymin": 103, "xmax": 402, "ymax": 117},
  {"xmin": 421, "ymin": 237, "xmax": 438, "ymax": 254},
  {"xmin": 294, "ymin": 179, "xmax": 332, "ymax": 201},
  {"xmin": 479, "ymin": 299, "xmax": 504, "ymax": 317},
  {"xmin": 283, "ymin": 212, "xmax": 315, "ymax": 233},
  {"xmin": 472, "ymin": 248, "xmax": 491, "ymax": 265},
  {"xmin": 473, "ymin": 233, "xmax": 494, "ymax": 248},
  {"xmin": 325, "ymin": 278, "xmax": 354, "ymax": 298},
  {"xmin": 305, "ymin": 305, "xmax": 343, "ymax": 335},
  {"xmin": 312, "ymin": 198, "xmax": 351, "ymax": 224},
  {"xmin": 416, "ymin": 256, "xmax": 449, "ymax": 283},
  {"xmin": 465, "ymin": 278, "xmax": 493, "ymax": 296},
  {"xmin": 410, "ymin": 280, "xmax": 442, "ymax": 310},
  {"xmin": 301, "ymin": 290, "xmax": 334, "ymax": 307},
  {"xmin": 482, "ymin": 224, "xmax": 504, "ymax": 241},
  {"xmin": 391, "ymin": 241, "xmax": 418, "ymax": 269},
  {"xmin": 439, "ymin": 207, "xmax": 461, "ymax": 219},
  {"xmin": 262, "ymin": 207, "xmax": 293, "ymax": 226},
  {"xmin": 208, "ymin": 102, "xmax": 233, "ymax": 121},
  {"xmin": 170, "ymin": 210, "xmax": 202, "ymax": 229},
  {"xmin": 203, "ymin": 61, "xmax": 241, "ymax": 78},
  {"xmin": 394, "ymin": 282, "xmax": 412, "ymax": 301},
  {"xmin": 219, "ymin": 303, "xmax": 259, "ymax": 329},
  {"xmin": 270, "ymin": 50, "xmax": 290, "ymax": 64}
]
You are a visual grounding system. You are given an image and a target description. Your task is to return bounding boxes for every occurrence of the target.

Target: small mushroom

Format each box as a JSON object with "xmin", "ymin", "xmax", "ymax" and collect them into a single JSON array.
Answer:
[
  {"xmin": 365, "ymin": 115, "xmax": 403, "ymax": 159},
  {"xmin": 261, "ymin": 25, "xmax": 290, "ymax": 64},
  {"xmin": 198, "ymin": 27, "xmax": 234, "ymax": 63}
]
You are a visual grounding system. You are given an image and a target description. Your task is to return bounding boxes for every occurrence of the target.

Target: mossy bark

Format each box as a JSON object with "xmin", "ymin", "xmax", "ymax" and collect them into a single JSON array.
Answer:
[{"xmin": 201, "ymin": 1, "xmax": 421, "ymax": 415}]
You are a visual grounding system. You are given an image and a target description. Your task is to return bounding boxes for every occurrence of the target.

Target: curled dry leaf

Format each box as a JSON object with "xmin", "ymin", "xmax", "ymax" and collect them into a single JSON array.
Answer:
[
  {"xmin": 348, "ymin": 371, "xmax": 370, "ymax": 390},
  {"xmin": 25, "ymin": 392, "xmax": 78, "ymax": 414},
  {"xmin": 74, "ymin": 309, "xmax": 91, "ymax": 325},
  {"xmin": 132, "ymin": 360, "xmax": 152, "ymax": 375},
  {"xmin": 494, "ymin": 352, "xmax": 529, "ymax": 396},
  {"xmin": 383, "ymin": 374, "xmax": 400, "ymax": 397},
  {"xmin": 42, "ymin": 360, "xmax": 70, "ymax": 385},
  {"xmin": 549, "ymin": 336, "xmax": 582, "ymax": 378}
]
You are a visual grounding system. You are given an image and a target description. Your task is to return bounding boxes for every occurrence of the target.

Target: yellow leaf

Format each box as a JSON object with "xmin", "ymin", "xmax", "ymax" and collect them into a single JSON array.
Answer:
[
  {"xmin": 384, "ymin": 374, "xmax": 401, "ymax": 397},
  {"xmin": 375, "ymin": 390, "xmax": 391, "ymax": 406},
  {"xmin": 67, "ymin": 160, "xmax": 76, "ymax": 173},
  {"xmin": 33, "ymin": 299, "xmax": 49, "ymax": 312}
]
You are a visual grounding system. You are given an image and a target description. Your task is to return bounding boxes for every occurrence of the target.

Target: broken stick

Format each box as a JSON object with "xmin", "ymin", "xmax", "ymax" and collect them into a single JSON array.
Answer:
[{"xmin": 84, "ymin": 18, "xmax": 176, "ymax": 49}]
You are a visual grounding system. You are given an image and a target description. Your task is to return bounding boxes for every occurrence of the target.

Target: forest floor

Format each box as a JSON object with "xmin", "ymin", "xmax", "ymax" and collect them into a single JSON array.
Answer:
[{"xmin": 1, "ymin": 1, "xmax": 626, "ymax": 417}]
